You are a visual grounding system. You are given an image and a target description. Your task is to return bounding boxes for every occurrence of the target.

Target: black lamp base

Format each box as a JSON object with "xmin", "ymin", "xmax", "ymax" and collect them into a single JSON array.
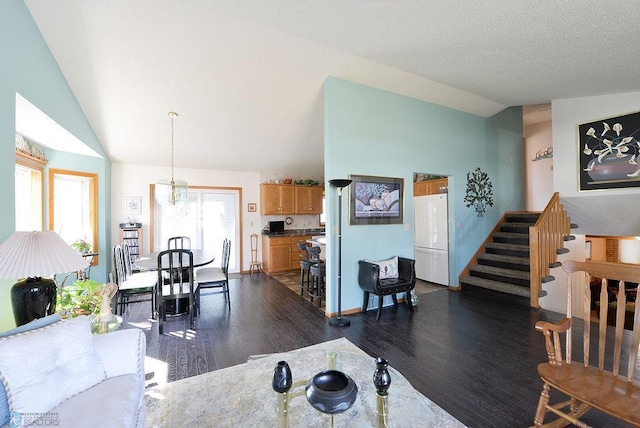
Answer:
[
  {"xmin": 329, "ymin": 316, "xmax": 350, "ymax": 328},
  {"xmin": 11, "ymin": 277, "xmax": 57, "ymax": 327}
]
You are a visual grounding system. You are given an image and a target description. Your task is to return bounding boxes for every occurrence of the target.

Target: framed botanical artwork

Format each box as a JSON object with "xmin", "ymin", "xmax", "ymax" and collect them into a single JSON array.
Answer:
[
  {"xmin": 247, "ymin": 202, "xmax": 257, "ymax": 212},
  {"xmin": 349, "ymin": 175, "xmax": 403, "ymax": 225},
  {"xmin": 124, "ymin": 196, "xmax": 142, "ymax": 216},
  {"xmin": 579, "ymin": 110, "xmax": 640, "ymax": 191}
]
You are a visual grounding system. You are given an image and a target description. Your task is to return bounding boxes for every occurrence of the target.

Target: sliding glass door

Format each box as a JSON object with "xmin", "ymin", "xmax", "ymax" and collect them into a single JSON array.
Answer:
[{"xmin": 154, "ymin": 187, "xmax": 240, "ymax": 272}]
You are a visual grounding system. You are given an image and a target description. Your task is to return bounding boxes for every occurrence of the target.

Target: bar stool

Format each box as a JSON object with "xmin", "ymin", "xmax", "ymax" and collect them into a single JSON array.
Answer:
[
  {"xmin": 296, "ymin": 241, "xmax": 311, "ymax": 296},
  {"xmin": 307, "ymin": 246, "xmax": 325, "ymax": 307}
]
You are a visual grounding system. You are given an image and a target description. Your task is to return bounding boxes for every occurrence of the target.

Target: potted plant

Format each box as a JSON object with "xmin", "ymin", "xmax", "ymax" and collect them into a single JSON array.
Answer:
[
  {"xmin": 56, "ymin": 279, "xmax": 103, "ymax": 318},
  {"xmin": 71, "ymin": 238, "xmax": 91, "ymax": 254}
]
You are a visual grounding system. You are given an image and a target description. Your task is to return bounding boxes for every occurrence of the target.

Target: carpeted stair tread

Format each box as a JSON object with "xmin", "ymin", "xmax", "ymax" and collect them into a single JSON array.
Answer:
[
  {"xmin": 564, "ymin": 235, "xmax": 576, "ymax": 241},
  {"xmin": 492, "ymin": 232, "xmax": 530, "ymax": 245},
  {"xmin": 485, "ymin": 242, "xmax": 530, "ymax": 256},
  {"xmin": 505, "ymin": 212, "xmax": 541, "ymax": 223},
  {"xmin": 460, "ymin": 276, "xmax": 547, "ymax": 298},
  {"xmin": 477, "ymin": 253, "xmax": 530, "ymax": 271},
  {"xmin": 499, "ymin": 223, "xmax": 534, "ymax": 234},
  {"xmin": 469, "ymin": 264, "xmax": 529, "ymax": 280},
  {"xmin": 557, "ymin": 248, "xmax": 570, "ymax": 254},
  {"xmin": 500, "ymin": 222, "xmax": 537, "ymax": 229}
]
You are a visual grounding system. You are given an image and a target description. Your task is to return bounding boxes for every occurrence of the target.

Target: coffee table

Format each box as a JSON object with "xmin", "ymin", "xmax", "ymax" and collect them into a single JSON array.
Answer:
[{"xmin": 145, "ymin": 338, "xmax": 465, "ymax": 427}]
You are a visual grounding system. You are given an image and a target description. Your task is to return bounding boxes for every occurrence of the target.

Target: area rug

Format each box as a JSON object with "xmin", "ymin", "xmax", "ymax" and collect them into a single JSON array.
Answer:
[
  {"xmin": 272, "ymin": 271, "xmax": 326, "ymax": 310},
  {"xmin": 272, "ymin": 272, "xmax": 447, "ymax": 312},
  {"xmin": 145, "ymin": 337, "xmax": 465, "ymax": 427}
]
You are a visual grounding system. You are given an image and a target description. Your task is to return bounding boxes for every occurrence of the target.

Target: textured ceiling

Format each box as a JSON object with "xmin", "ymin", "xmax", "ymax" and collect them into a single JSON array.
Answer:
[{"xmin": 23, "ymin": 1, "xmax": 640, "ymax": 178}]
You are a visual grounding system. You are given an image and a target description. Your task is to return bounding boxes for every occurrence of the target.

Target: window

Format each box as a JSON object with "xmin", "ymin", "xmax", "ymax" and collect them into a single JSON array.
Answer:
[
  {"xmin": 15, "ymin": 155, "xmax": 44, "ymax": 231},
  {"xmin": 49, "ymin": 169, "xmax": 98, "ymax": 264}
]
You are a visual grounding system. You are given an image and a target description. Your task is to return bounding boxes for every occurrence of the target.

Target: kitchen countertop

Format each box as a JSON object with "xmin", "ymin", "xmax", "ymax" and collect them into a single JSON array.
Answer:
[{"xmin": 262, "ymin": 228, "xmax": 325, "ymax": 237}]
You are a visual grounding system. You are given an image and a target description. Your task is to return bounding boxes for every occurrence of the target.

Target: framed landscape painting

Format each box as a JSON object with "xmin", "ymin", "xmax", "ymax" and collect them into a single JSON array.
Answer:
[
  {"xmin": 579, "ymin": 110, "xmax": 640, "ymax": 191},
  {"xmin": 349, "ymin": 175, "xmax": 403, "ymax": 225}
]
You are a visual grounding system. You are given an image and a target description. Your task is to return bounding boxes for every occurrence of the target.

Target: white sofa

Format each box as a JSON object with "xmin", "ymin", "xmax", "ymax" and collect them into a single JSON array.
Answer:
[{"xmin": 0, "ymin": 315, "xmax": 146, "ymax": 428}]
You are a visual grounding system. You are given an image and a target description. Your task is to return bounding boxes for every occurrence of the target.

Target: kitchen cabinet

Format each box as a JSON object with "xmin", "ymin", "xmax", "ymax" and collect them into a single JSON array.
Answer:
[
  {"xmin": 260, "ymin": 184, "xmax": 323, "ymax": 215},
  {"xmin": 413, "ymin": 178, "xmax": 448, "ymax": 197},
  {"xmin": 260, "ymin": 184, "xmax": 295, "ymax": 215},
  {"xmin": 262, "ymin": 235, "xmax": 311, "ymax": 274},
  {"xmin": 294, "ymin": 186, "xmax": 323, "ymax": 214}
]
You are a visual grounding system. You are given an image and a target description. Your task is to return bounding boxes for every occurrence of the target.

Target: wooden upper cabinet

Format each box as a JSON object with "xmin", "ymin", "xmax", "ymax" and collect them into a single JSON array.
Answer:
[
  {"xmin": 261, "ymin": 184, "xmax": 322, "ymax": 215},
  {"xmin": 294, "ymin": 186, "xmax": 323, "ymax": 214},
  {"xmin": 413, "ymin": 181, "xmax": 429, "ymax": 197},
  {"xmin": 260, "ymin": 184, "xmax": 295, "ymax": 215},
  {"xmin": 414, "ymin": 178, "xmax": 448, "ymax": 196}
]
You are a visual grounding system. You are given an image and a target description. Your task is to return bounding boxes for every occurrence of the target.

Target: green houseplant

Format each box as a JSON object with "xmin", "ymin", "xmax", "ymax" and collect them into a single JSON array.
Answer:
[
  {"xmin": 70, "ymin": 238, "xmax": 91, "ymax": 254},
  {"xmin": 56, "ymin": 279, "xmax": 103, "ymax": 318}
]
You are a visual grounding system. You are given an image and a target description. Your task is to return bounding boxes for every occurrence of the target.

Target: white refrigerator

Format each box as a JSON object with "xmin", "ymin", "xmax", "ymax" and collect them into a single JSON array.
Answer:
[{"xmin": 414, "ymin": 194, "xmax": 449, "ymax": 285}]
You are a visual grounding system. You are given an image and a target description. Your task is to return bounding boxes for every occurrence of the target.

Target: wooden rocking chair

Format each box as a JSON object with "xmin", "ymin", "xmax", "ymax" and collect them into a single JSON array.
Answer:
[{"xmin": 532, "ymin": 260, "xmax": 640, "ymax": 427}]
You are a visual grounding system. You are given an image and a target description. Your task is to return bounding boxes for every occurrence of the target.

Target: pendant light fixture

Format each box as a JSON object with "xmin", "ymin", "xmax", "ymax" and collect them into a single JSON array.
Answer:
[{"xmin": 155, "ymin": 111, "xmax": 188, "ymax": 207}]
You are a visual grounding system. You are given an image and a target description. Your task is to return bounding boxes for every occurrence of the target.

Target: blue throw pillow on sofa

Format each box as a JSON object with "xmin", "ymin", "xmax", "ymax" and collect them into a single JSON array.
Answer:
[{"xmin": 0, "ymin": 314, "xmax": 62, "ymax": 426}]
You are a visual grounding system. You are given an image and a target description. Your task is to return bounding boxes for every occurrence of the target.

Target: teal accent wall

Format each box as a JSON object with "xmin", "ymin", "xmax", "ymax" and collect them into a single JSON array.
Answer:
[
  {"xmin": 0, "ymin": 1, "xmax": 111, "ymax": 331},
  {"xmin": 323, "ymin": 77, "xmax": 523, "ymax": 314}
]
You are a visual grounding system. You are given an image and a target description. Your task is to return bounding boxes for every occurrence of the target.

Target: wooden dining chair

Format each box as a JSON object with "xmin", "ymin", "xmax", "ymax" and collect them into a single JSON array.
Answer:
[
  {"xmin": 249, "ymin": 233, "xmax": 262, "ymax": 274},
  {"xmin": 156, "ymin": 248, "xmax": 198, "ymax": 334}
]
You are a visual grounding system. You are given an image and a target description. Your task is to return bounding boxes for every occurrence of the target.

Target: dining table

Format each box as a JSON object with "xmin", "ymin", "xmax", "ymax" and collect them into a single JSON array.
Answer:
[
  {"xmin": 134, "ymin": 249, "xmax": 215, "ymax": 271},
  {"xmin": 135, "ymin": 249, "xmax": 215, "ymax": 315}
]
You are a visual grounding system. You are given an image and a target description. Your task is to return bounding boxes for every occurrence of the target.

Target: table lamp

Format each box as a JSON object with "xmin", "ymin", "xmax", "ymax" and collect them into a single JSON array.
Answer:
[{"xmin": 0, "ymin": 231, "xmax": 90, "ymax": 326}]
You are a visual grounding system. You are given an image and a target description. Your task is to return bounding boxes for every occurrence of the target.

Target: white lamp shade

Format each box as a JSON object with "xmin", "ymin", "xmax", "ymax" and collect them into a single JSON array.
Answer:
[{"xmin": 0, "ymin": 231, "xmax": 90, "ymax": 279}]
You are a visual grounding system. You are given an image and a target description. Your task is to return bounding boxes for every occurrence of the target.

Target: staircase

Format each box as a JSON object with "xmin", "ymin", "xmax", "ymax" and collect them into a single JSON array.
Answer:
[
  {"xmin": 460, "ymin": 213, "xmax": 550, "ymax": 300},
  {"xmin": 459, "ymin": 194, "xmax": 575, "ymax": 307}
]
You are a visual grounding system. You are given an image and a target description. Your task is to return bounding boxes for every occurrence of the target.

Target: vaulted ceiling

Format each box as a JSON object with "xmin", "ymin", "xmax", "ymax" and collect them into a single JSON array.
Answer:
[{"xmin": 23, "ymin": 1, "xmax": 640, "ymax": 178}]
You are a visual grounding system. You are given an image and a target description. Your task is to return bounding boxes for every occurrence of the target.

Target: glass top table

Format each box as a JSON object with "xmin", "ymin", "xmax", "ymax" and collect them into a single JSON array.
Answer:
[{"xmin": 144, "ymin": 338, "xmax": 465, "ymax": 427}]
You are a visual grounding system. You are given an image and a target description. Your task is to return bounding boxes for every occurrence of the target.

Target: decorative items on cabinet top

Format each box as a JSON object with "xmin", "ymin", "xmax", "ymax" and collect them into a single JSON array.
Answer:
[
  {"xmin": 15, "ymin": 133, "xmax": 47, "ymax": 164},
  {"xmin": 264, "ymin": 178, "xmax": 320, "ymax": 186}
]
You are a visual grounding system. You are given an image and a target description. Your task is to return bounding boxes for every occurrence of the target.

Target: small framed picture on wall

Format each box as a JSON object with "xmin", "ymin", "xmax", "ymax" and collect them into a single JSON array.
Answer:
[
  {"xmin": 124, "ymin": 196, "xmax": 142, "ymax": 216},
  {"xmin": 247, "ymin": 203, "xmax": 257, "ymax": 212}
]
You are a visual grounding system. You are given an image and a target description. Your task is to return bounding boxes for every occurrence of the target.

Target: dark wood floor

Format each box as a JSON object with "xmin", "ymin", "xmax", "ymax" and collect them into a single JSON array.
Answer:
[{"xmin": 123, "ymin": 273, "xmax": 632, "ymax": 427}]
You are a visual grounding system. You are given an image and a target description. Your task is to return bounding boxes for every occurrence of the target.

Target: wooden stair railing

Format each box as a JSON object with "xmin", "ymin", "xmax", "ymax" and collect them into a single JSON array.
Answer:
[{"xmin": 529, "ymin": 192, "xmax": 571, "ymax": 308}]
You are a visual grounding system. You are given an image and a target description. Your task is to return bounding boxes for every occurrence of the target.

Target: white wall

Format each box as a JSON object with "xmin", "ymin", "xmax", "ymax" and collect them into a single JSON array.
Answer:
[
  {"xmin": 552, "ymin": 91, "xmax": 640, "ymax": 197},
  {"xmin": 541, "ymin": 91, "xmax": 640, "ymax": 314},
  {"xmin": 111, "ymin": 164, "xmax": 262, "ymax": 271},
  {"xmin": 524, "ymin": 120, "xmax": 554, "ymax": 211},
  {"xmin": 540, "ymin": 234, "xmax": 586, "ymax": 317}
]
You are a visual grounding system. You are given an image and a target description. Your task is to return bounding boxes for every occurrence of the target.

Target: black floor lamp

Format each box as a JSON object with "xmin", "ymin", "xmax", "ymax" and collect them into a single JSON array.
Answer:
[{"xmin": 328, "ymin": 178, "xmax": 352, "ymax": 328}]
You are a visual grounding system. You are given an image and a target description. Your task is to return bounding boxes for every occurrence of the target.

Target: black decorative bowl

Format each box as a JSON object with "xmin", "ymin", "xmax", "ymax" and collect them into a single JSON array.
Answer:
[{"xmin": 305, "ymin": 370, "xmax": 358, "ymax": 414}]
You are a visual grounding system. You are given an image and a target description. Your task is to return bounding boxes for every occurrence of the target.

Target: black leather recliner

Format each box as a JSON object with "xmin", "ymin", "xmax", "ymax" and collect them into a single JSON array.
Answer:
[{"xmin": 358, "ymin": 257, "xmax": 416, "ymax": 320}]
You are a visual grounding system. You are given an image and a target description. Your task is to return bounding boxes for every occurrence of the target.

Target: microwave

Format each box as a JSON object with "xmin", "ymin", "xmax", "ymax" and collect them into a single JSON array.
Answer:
[{"xmin": 269, "ymin": 221, "xmax": 285, "ymax": 234}]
